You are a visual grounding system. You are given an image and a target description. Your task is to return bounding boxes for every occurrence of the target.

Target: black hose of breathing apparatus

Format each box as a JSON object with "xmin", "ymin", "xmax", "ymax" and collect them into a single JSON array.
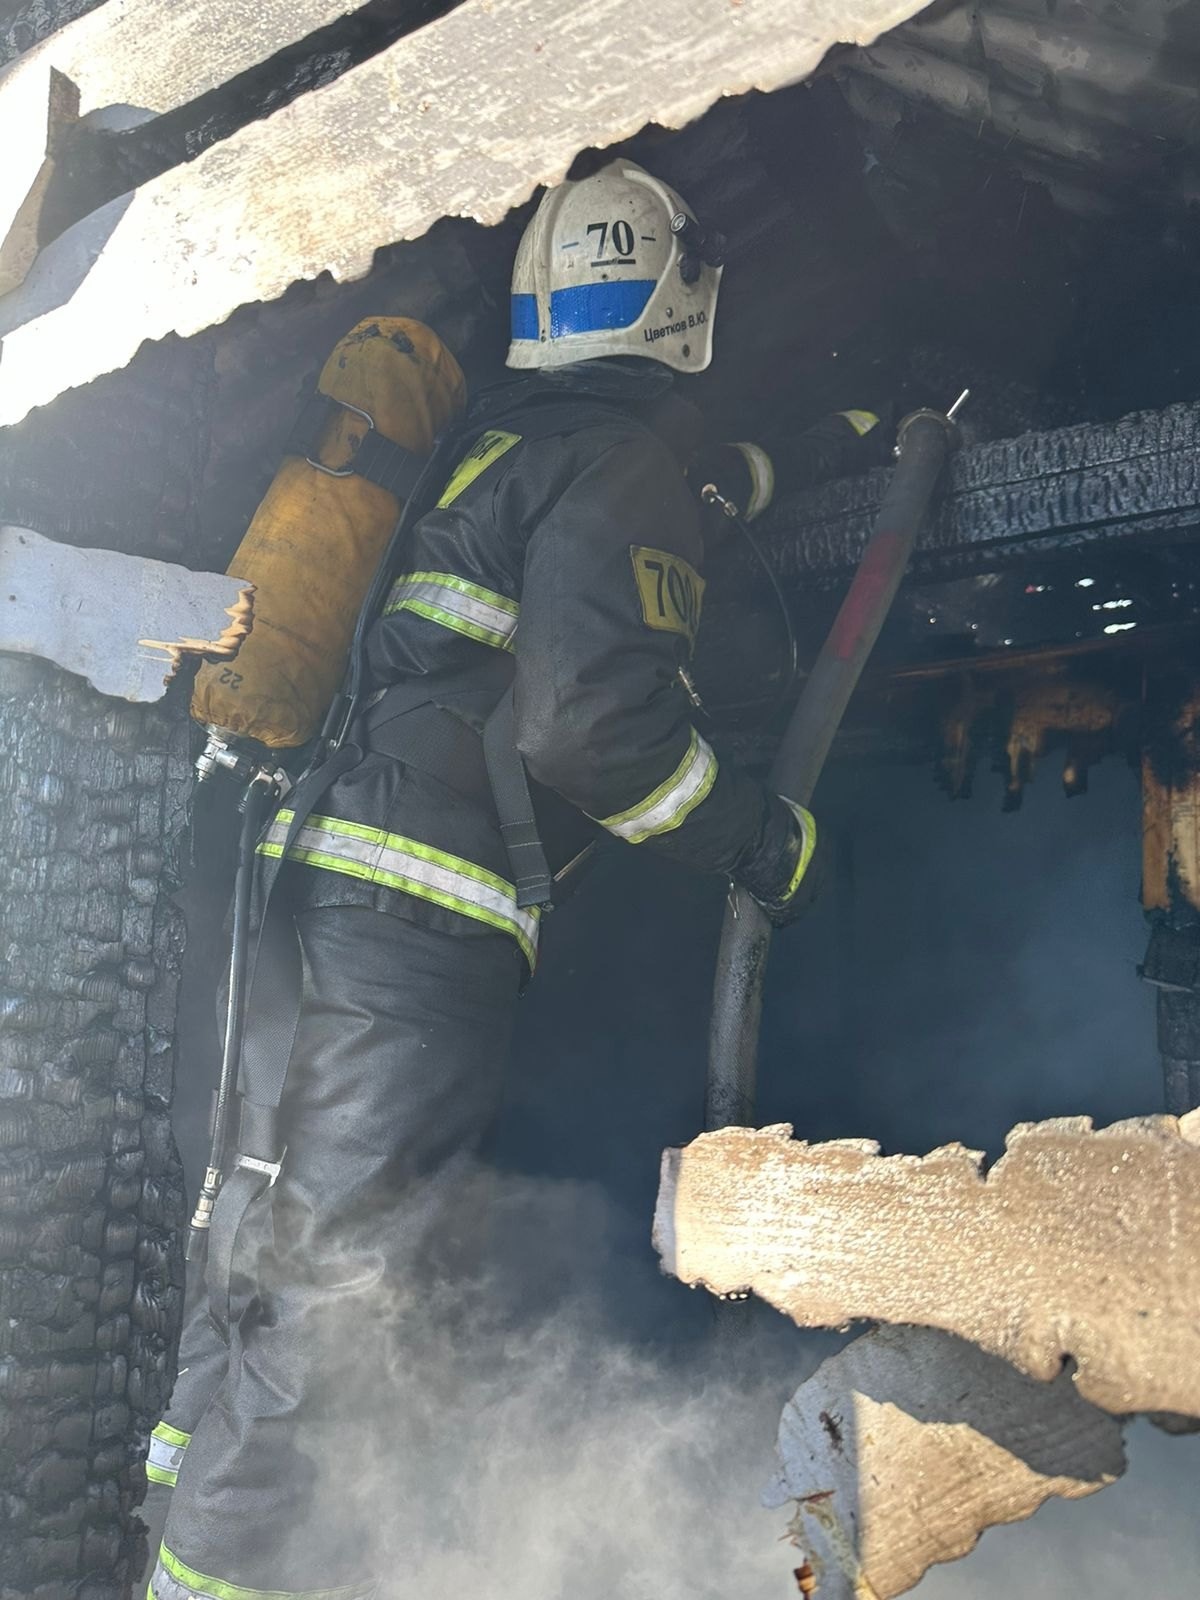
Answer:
[
  {"xmin": 698, "ymin": 482, "xmax": 800, "ymax": 719},
  {"xmin": 186, "ymin": 768, "xmax": 277, "ymax": 1261}
]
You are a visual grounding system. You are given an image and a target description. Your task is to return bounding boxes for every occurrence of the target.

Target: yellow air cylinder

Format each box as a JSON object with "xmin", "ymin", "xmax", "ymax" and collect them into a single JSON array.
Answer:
[{"xmin": 191, "ymin": 318, "xmax": 466, "ymax": 749}]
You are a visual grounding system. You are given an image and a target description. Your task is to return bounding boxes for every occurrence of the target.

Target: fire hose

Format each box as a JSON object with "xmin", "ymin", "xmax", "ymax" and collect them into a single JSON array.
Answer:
[{"xmin": 705, "ymin": 397, "xmax": 966, "ymax": 1135}]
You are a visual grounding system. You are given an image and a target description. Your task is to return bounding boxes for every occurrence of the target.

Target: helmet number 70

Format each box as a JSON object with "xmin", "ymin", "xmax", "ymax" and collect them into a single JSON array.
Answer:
[{"xmin": 588, "ymin": 221, "xmax": 636, "ymax": 266}]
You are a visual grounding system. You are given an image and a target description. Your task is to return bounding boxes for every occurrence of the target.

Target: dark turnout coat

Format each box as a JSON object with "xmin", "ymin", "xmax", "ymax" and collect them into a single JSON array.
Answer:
[{"xmin": 271, "ymin": 358, "xmax": 797, "ymax": 968}]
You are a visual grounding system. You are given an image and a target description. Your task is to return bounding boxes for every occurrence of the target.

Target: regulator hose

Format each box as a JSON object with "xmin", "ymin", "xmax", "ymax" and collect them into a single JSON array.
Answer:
[
  {"xmin": 186, "ymin": 769, "xmax": 277, "ymax": 1262},
  {"xmin": 704, "ymin": 404, "xmax": 962, "ymax": 1134}
]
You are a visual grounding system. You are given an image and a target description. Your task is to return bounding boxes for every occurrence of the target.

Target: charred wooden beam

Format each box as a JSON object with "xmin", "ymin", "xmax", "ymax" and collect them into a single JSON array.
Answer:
[
  {"xmin": 761, "ymin": 400, "xmax": 1200, "ymax": 584},
  {"xmin": 1140, "ymin": 674, "xmax": 1200, "ymax": 1115},
  {"xmin": 0, "ymin": 660, "xmax": 189, "ymax": 1599},
  {"xmin": 0, "ymin": 299, "xmax": 204, "ymax": 1599}
]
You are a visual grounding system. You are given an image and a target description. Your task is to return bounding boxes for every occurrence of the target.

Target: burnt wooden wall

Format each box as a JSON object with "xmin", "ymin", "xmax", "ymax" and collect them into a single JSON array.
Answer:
[{"xmin": 0, "ymin": 322, "xmax": 208, "ymax": 1595}]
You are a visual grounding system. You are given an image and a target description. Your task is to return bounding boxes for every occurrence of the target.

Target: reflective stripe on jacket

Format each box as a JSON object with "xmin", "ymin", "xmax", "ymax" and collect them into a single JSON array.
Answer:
[{"xmin": 261, "ymin": 809, "xmax": 538, "ymax": 970}]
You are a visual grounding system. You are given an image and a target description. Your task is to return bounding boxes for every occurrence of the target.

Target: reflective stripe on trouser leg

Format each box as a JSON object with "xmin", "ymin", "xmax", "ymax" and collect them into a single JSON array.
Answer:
[
  {"xmin": 157, "ymin": 909, "xmax": 521, "ymax": 1597},
  {"xmin": 149, "ymin": 1543, "xmax": 378, "ymax": 1600},
  {"xmin": 594, "ymin": 729, "xmax": 719, "ymax": 844},
  {"xmin": 383, "ymin": 570, "xmax": 518, "ymax": 651},
  {"xmin": 257, "ymin": 811, "xmax": 539, "ymax": 970},
  {"xmin": 146, "ymin": 1423, "xmax": 190, "ymax": 1488}
]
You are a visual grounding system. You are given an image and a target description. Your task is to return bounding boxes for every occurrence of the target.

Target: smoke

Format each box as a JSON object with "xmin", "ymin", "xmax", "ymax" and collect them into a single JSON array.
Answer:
[
  {"xmin": 164, "ymin": 754, "xmax": 1199, "ymax": 1598},
  {"xmin": 330, "ymin": 1171, "xmax": 822, "ymax": 1600}
]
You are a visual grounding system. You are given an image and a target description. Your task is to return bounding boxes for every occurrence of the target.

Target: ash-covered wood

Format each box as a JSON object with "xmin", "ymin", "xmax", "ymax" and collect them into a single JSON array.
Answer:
[
  {"xmin": 765, "ymin": 1325, "xmax": 1126, "ymax": 1600},
  {"xmin": 654, "ymin": 1114, "xmax": 1200, "ymax": 1417},
  {"xmin": 0, "ymin": 659, "xmax": 189, "ymax": 1599}
]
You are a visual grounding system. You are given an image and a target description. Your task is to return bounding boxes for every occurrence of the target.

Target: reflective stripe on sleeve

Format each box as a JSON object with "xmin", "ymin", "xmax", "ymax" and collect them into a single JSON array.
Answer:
[
  {"xmin": 729, "ymin": 441, "xmax": 775, "ymax": 520},
  {"xmin": 146, "ymin": 1421, "xmax": 190, "ymax": 1487},
  {"xmin": 781, "ymin": 801, "xmax": 818, "ymax": 903},
  {"xmin": 837, "ymin": 409, "xmax": 880, "ymax": 438},
  {"xmin": 594, "ymin": 730, "xmax": 719, "ymax": 844},
  {"xmin": 384, "ymin": 571, "xmax": 518, "ymax": 651},
  {"xmin": 259, "ymin": 811, "xmax": 538, "ymax": 969},
  {"xmin": 149, "ymin": 1541, "xmax": 378, "ymax": 1600}
]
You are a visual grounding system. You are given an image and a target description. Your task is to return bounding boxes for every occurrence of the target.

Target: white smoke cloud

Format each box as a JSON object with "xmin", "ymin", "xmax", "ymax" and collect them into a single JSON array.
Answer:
[{"xmin": 323, "ymin": 1170, "xmax": 818, "ymax": 1600}]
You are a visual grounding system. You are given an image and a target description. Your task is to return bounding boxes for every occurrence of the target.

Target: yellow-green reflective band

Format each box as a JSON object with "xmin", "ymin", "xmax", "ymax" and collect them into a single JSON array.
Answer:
[
  {"xmin": 437, "ymin": 429, "xmax": 522, "ymax": 508},
  {"xmin": 258, "ymin": 811, "xmax": 538, "ymax": 969},
  {"xmin": 838, "ymin": 409, "xmax": 880, "ymax": 438},
  {"xmin": 730, "ymin": 441, "xmax": 775, "ymax": 520},
  {"xmin": 152, "ymin": 1541, "xmax": 378, "ymax": 1600},
  {"xmin": 782, "ymin": 803, "xmax": 818, "ymax": 902},
  {"xmin": 152, "ymin": 1422, "xmax": 191, "ymax": 1448},
  {"xmin": 146, "ymin": 1422, "xmax": 189, "ymax": 1487},
  {"xmin": 596, "ymin": 730, "xmax": 719, "ymax": 845},
  {"xmin": 384, "ymin": 570, "xmax": 518, "ymax": 651}
]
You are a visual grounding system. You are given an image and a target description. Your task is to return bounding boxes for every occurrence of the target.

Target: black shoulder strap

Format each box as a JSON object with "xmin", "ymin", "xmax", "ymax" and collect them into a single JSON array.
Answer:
[
  {"xmin": 284, "ymin": 391, "xmax": 427, "ymax": 501},
  {"xmin": 482, "ymin": 686, "xmax": 553, "ymax": 910}
]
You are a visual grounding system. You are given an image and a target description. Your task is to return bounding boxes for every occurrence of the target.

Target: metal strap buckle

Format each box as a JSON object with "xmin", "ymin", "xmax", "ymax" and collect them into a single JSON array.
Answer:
[
  {"xmin": 306, "ymin": 397, "xmax": 376, "ymax": 478},
  {"xmin": 236, "ymin": 1150, "xmax": 286, "ymax": 1186}
]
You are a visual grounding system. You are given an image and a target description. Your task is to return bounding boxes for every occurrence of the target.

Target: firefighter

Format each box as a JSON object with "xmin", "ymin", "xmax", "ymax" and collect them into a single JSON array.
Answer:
[{"xmin": 149, "ymin": 160, "xmax": 840, "ymax": 1600}]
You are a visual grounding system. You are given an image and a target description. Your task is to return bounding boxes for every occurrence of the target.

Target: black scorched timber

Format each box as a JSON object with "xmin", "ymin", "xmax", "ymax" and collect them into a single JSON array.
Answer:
[{"xmin": 762, "ymin": 401, "xmax": 1200, "ymax": 584}]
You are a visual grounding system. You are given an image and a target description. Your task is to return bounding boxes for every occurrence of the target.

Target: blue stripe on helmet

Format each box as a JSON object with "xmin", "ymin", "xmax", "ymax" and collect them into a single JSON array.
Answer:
[
  {"xmin": 549, "ymin": 280, "xmax": 656, "ymax": 337},
  {"xmin": 510, "ymin": 294, "xmax": 539, "ymax": 340}
]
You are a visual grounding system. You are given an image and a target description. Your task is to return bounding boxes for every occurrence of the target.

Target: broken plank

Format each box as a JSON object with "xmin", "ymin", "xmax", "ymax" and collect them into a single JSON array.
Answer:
[
  {"xmin": 764, "ymin": 1325, "xmax": 1126, "ymax": 1600},
  {"xmin": 0, "ymin": 0, "xmax": 930, "ymax": 426},
  {"xmin": 654, "ymin": 1113, "xmax": 1200, "ymax": 1417},
  {"xmin": 0, "ymin": 0, "xmax": 358, "ymax": 120},
  {"xmin": 0, "ymin": 64, "xmax": 78, "ymax": 296},
  {"xmin": 0, "ymin": 524, "xmax": 251, "ymax": 701},
  {"xmin": 0, "ymin": 0, "xmax": 360, "ymax": 291}
]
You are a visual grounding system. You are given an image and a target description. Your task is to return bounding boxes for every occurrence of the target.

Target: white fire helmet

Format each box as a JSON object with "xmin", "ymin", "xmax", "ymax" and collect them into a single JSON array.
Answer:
[{"xmin": 506, "ymin": 159, "xmax": 724, "ymax": 375}]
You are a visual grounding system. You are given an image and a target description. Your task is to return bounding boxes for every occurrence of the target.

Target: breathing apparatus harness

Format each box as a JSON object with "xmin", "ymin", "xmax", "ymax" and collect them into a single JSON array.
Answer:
[{"xmin": 186, "ymin": 411, "xmax": 463, "ymax": 1264}]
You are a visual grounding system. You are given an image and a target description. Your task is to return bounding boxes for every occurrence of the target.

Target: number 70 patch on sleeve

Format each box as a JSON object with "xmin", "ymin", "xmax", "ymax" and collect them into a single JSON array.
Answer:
[{"xmin": 630, "ymin": 545, "xmax": 706, "ymax": 649}]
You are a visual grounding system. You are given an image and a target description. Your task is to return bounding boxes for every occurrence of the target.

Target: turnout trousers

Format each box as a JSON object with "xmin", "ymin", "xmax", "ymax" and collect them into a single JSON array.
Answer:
[{"xmin": 149, "ymin": 903, "xmax": 522, "ymax": 1599}]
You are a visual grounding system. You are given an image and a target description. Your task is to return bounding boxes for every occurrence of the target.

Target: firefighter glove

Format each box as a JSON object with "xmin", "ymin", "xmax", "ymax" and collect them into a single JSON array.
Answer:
[{"xmin": 737, "ymin": 795, "xmax": 819, "ymax": 928}]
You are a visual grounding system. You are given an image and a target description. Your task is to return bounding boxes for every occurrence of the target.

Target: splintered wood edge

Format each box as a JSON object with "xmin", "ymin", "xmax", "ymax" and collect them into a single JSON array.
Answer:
[
  {"xmin": 138, "ymin": 583, "xmax": 254, "ymax": 683},
  {"xmin": 654, "ymin": 1112, "xmax": 1200, "ymax": 1417}
]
